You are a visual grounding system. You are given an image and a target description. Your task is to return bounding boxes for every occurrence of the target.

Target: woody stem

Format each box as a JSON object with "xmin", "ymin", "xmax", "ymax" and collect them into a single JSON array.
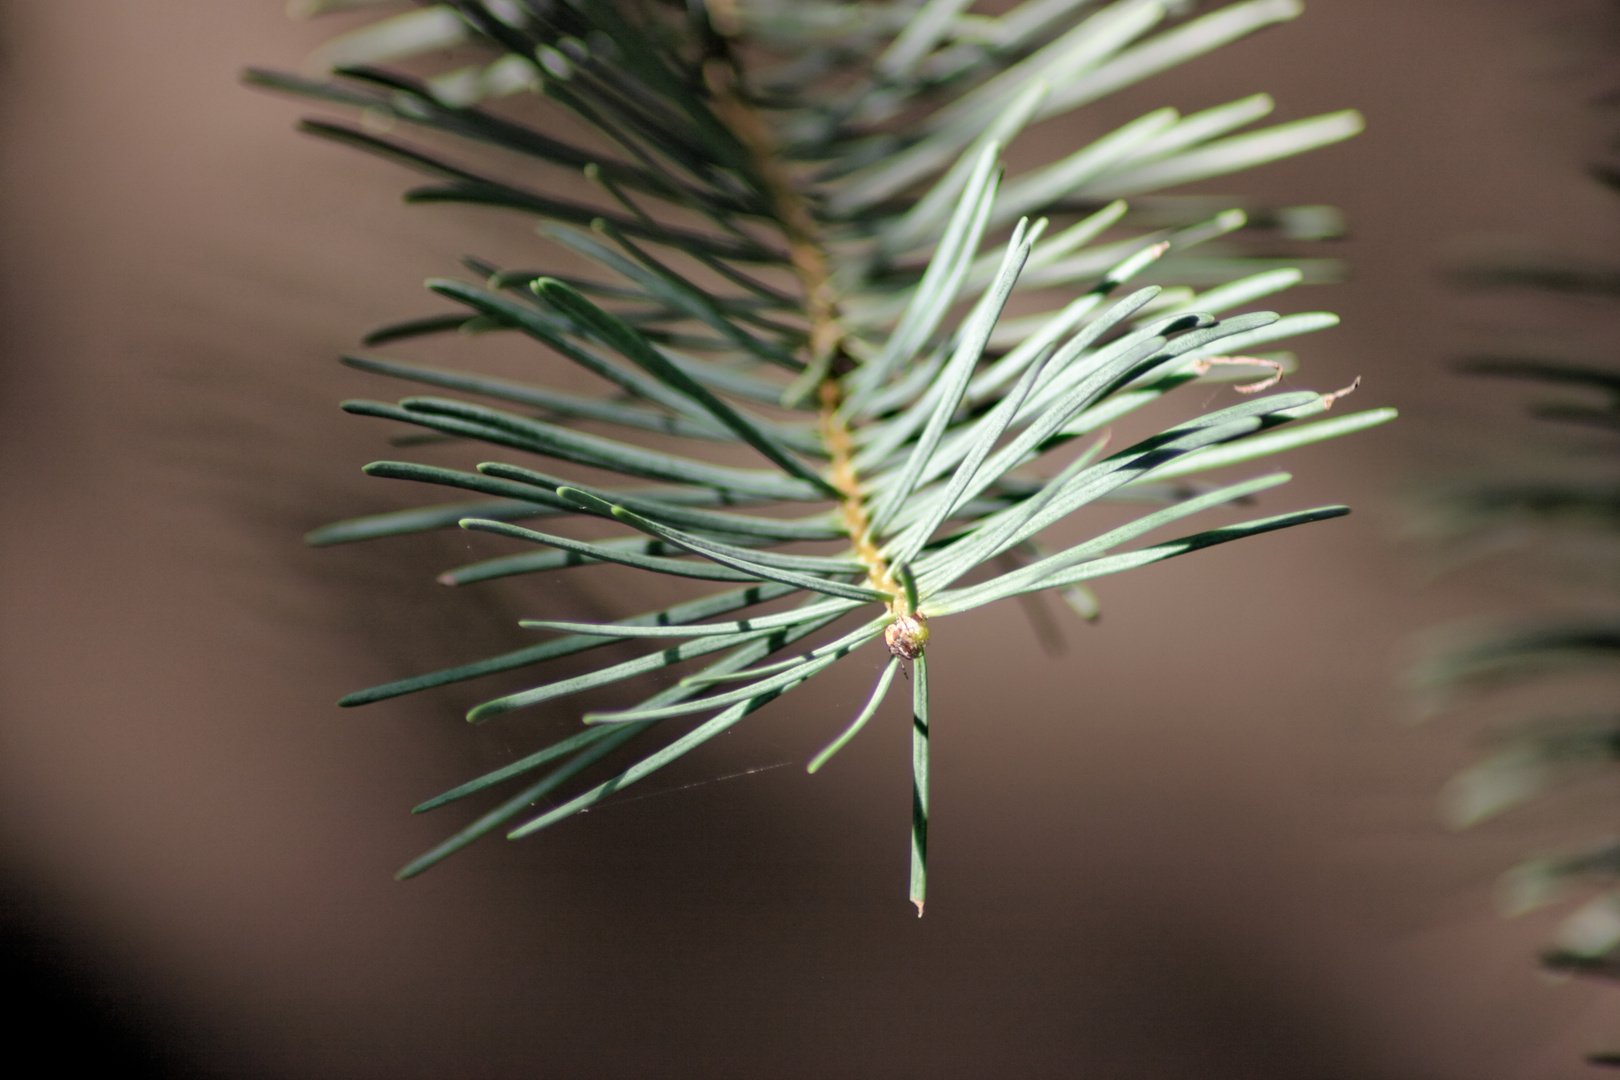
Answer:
[{"xmin": 706, "ymin": 61, "xmax": 899, "ymax": 609}]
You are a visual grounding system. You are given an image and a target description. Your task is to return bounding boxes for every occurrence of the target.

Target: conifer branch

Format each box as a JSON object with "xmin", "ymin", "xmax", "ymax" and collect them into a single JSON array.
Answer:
[{"xmin": 262, "ymin": 0, "xmax": 1390, "ymax": 907}]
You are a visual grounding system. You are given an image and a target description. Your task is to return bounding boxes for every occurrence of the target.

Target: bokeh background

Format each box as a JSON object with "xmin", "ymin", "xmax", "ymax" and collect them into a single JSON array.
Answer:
[{"xmin": 3, "ymin": 0, "xmax": 1620, "ymax": 1075}]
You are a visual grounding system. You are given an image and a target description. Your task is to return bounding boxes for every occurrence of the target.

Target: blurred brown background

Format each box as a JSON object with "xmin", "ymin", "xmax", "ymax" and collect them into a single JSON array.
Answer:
[{"xmin": 3, "ymin": 0, "xmax": 1619, "ymax": 1075}]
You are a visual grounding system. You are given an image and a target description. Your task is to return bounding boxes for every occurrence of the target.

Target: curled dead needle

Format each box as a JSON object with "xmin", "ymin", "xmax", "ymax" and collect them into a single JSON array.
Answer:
[
  {"xmin": 1190, "ymin": 354, "xmax": 1285, "ymax": 394},
  {"xmin": 1320, "ymin": 376, "xmax": 1362, "ymax": 409}
]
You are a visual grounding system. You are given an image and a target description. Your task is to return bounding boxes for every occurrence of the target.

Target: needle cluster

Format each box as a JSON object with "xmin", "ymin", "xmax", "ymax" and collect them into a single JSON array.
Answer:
[{"xmin": 256, "ymin": 0, "xmax": 1390, "ymax": 911}]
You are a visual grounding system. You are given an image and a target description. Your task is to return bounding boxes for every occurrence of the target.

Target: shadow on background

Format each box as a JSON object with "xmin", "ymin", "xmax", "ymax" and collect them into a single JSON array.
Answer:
[{"xmin": 0, "ymin": 866, "xmax": 174, "ymax": 1076}]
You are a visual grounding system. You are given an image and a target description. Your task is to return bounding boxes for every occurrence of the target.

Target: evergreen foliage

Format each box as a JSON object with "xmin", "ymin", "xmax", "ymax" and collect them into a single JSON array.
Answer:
[
  {"xmin": 255, "ymin": 0, "xmax": 1389, "ymax": 911},
  {"xmin": 1416, "ymin": 56, "xmax": 1620, "ymax": 1043},
  {"xmin": 1423, "ymin": 312, "xmax": 1620, "ymax": 991}
]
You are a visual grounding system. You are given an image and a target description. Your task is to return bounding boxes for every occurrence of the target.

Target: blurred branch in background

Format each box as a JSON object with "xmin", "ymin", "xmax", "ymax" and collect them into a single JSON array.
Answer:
[{"xmin": 1418, "ymin": 8, "xmax": 1620, "ymax": 1063}]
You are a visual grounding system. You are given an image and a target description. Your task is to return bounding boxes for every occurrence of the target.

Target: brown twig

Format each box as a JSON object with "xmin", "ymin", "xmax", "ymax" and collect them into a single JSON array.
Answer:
[{"xmin": 703, "ymin": 60, "xmax": 903, "ymax": 610}]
